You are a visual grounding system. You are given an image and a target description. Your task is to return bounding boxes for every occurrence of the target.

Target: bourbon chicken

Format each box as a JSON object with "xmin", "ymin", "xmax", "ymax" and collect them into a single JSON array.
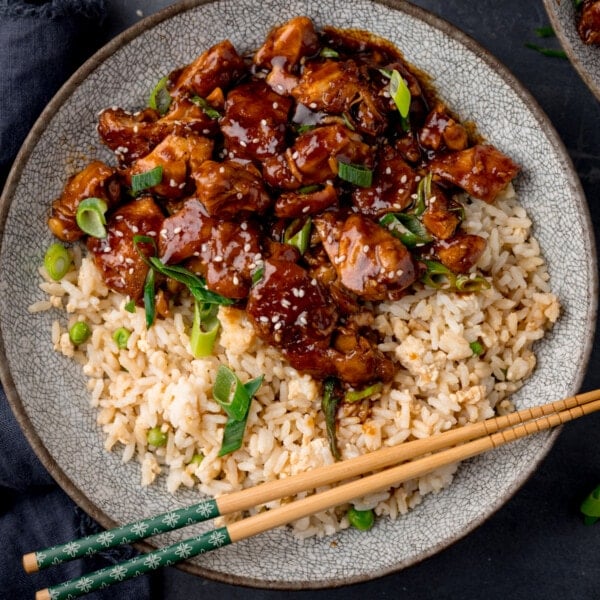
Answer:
[{"xmin": 47, "ymin": 17, "xmax": 519, "ymax": 390}]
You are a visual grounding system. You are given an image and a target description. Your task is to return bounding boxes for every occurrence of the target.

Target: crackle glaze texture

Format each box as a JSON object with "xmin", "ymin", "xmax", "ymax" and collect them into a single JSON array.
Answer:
[
  {"xmin": 544, "ymin": 0, "xmax": 600, "ymax": 100},
  {"xmin": 0, "ymin": 0, "xmax": 596, "ymax": 589}
]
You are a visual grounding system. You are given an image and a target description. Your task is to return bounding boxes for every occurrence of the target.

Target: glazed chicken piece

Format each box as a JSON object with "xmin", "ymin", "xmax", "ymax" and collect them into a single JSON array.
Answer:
[
  {"xmin": 274, "ymin": 183, "xmax": 338, "ymax": 218},
  {"xmin": 419, "ymin": 103, "xmax": 469, "ymax": 152},
  {"xmin": 420, "ymin": 183, "xmax": 461, "ymax": 240},
  {"xmin": 352, "ymin": 144, "xmax": 418, "ymax": 217},
  {"xmin": 255, "ymin": 16, "xmax": 320, "ymax": 95},
  {"xmin": 48, "ymin": 161, "xmax": 120, "ymax": 242},
  {"xmin": 315, "ymin": 213, "xmax": 418, "ymax": 301},
  {"xmin": 291, "ymin": 59, "xmax": 390, "ymax": 136},
  {"xmin": 124, "ymin": 133, "xmax": 214, "ymax": 199},
  {"xmin": 578, "ymin": 0, "xmax": 600, "ymax": 45},
  {"xmin": 169, "ymin": 40, "xmax": 245, "ymax": 99},
  {"xmin": 158, "ymin": 198, "xmax": 213, "ymax": 264},
  {"xmin": 263, "ymin": 124, "xmax": 373, "ymax": 189},
  {"xmin": 97, "ymin": 100, "xmax": 217, "ymax": 164},
  {"xmin": 87, "ymin": 196, "xmax": 164, "ymax": 300},
  {"xmin": 220, "ymin": 80, "xmax": 292, "ymax": 162},
  {"xmin": 434, "ymin": 233, "xmax": 486, "ymax": 274},
  {"xmin": 246, "ymin": 258, "xmax": 338, "ymax": 373},
  {"xmin": 186, "ymin": 219, "xmax": 263, "ymax": 299},
  {"xmin": 428, "ymin": 144, "xmax": 519, "ymax": 203},
  {"xmin": 193, "ymin": 159, "xmax": 272, "ymax": 217}
]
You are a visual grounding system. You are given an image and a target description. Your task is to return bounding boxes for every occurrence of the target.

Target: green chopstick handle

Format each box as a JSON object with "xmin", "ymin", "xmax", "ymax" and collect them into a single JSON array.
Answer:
[
  {"xmin": 41, "ymin": 526, "xmax": 231, "ymax": 600},
  {"xmin": 32, "ymin": 498, "xmax": 219, "ymax": 571}
]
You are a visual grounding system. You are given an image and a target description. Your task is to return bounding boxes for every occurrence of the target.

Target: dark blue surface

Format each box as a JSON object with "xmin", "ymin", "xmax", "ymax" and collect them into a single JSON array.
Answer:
[{"xmin": 2, "ymin": 1, "xmax": 600, "ymax": 599}]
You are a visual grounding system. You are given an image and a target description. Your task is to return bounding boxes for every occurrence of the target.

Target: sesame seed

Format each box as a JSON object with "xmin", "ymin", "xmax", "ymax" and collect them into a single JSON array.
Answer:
[
  {"xmin": 415, "ymin": 175, "xmax": 421, "ymax": 182},
  {"xmin": 291, "ymin": 151, "xmax": 299, "ymax": 160},
  {"xmin": 236, "ymin": 192, "xmax": 243, "ymax": 200},
  {"xmin": 131, "ymin": 226, "xmax": 139, "ymax": 233},
  {"xmin": 396, "ymin": 269, "xmax": 404, "ymax": 277},
  {"xmin": 240, "ymin": 222, "xmax": 248, "ymax": 231},
  {"xmin": 178, "ymin": 182, "xmax": 186, "ymax": 189},
  {"xmin": 239, "ymin": 140, "xmax": 247, "ymax": 147},
  {"xmin": 400, "ymin": 174, "xmax": 408, "ymax": 184},
  {"xmin": 219, "ymin": 166, "xmax": 225, "ymax": 174},
  {"xmin": 128, "ymin": 267, "xmax": 134, "ymax": 275},
  {"xmin": 201, "ymin": 243, "xmax": 208, "ymax": 252},
  {"xmin": 173, "ymin": 227, "xmax": 182, "ymax": 234},
  {"xmin": 385, "ymin": 166, "xmax": 392, "ymax": 175},
  {"xmin": 213, "ymin": 256, "xmax": 223, "ymax": 263},
  {"xmin": 411, "ymin": 193, "xmax": 418, "ymax": 200},
  {"xmin": 115, "ymin": 215, "xmax": 124, "ymax": 221},
  {"xmin": 309, "ymin": 102, "xmax": 317, "ymax": 109},
  {"xmin": 115, "ymin": 230, "xmax": 124, "ymax": 238},
  {"xmin": 302, "ymin": 206, "xmax": 310, "ymax": 213},
  {"xmin": 260, "ymin": 119, "xmax": 267, "ymax": 126},
  {"xmin": 160, "ymin": 228, "xmax": 167, "ymax": 237},
  {"xmin": 232, "ymin": 275, "xmax": 240, "ymax": 285},
  {"xmin": 259, "ymin": 316, "xmax": 269, "ymax": 323},
  {"xmin": 363, "ymin": 244, "xmax": 369, "ymax": 252},
  {"xmin": 243, "ymin": 243, "xmax": 252, "ymax": 252},
  {"xmin": 252, "ymin": 138, "xmax": 260, "ymax": 144},
  {"xmin": 169, "ymin": 179, "xmax": 177, "ymax": 187},
  {"xmin": 203, "ymin": 129, "xmax": 210, "ymax": 135},
  {"xmin": 133, "ymin": 125, "xmax": 139, "ymax": 133},
  {"xmin": 274, "ymin": 321, "xmax": 283, "ymax": 330},
  {"xmin": 281, "ymin": 298, "xmax": 291, "ymax": 309},
  {"xmin": 311, "ymin": 279, "xmax": 317, "ymax": 286},
  {"xmin": 272, "ymin": 102, "xmax": 279, "ymax": 109},
  {"xmin": 148, "ymin": 231, "xmax": 156, "ymax": 237},
  {"xmin": 271, "ymin": 315, "xmax": 280, "ymax": 323},
  {"xmin": 103, "ymin": 246, "xmax": 111, "ymax": 253}
]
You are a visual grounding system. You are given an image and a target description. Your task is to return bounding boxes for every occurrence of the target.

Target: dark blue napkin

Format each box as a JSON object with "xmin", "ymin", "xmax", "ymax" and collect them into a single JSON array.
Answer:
[{"xmin": 0, "ymin": 1, "xmax": 154, "ymax": 597}]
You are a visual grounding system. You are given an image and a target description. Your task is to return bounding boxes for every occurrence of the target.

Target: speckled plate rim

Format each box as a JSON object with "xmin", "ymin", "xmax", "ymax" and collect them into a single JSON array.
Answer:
[
  {"xmin": 543, "ymin": 0, "xmax": 600, "ymax": 101},
  {"xmin": 0, "ymin": 0, "xmax": 596, "ymax": 590}
]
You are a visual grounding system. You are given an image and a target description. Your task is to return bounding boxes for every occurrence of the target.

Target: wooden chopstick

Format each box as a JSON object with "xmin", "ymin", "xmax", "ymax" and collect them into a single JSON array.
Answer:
[{"xmin": 30, "ymin": 389, "xmax": 600, "ymax": 600}]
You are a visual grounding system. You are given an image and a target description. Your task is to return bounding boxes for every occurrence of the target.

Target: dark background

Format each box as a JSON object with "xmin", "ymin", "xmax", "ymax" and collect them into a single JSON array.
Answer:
[{"xmin": 6, "ymin": 1, "xmax": 600, "ymax": 598}]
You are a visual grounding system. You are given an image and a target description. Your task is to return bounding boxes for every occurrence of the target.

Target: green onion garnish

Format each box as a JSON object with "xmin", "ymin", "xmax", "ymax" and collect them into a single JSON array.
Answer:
[
  {"xmin": 124, "ymin": 299, "xmax": 136, "ymax": 313},
  {"xmin": 131, "ymin": 166, "xmax": 163, "ymax": 193},
  {"xmin": 190, "ymin": 96, "xmax": 222, "ymax": 120},
  {"xmin": 143, "ymin": 268, "xmax": 156, "ymax": 328},
  {"xmin": 298, "ymin": 184, "xmax": 321, "ymax": 194},
  {"xmin": 213, "ymin": 365, "xmax": 264, "ymax": 456},
  {"xmin": 320, "ymin": 47, "xmax": 340, "ymax": 58},
  {"xmin": 112, "ymin": 327, "xmax": 131, "ymax": 350},
  {"xmin": 379, "ymin": 213, "xmax": 432, "ymax": 248},
  {"xmin": 296, "ymin": 123, "xmax": 316, "ymax": 134},
  {"xmin": 389, "ymin": 69, "xmax": 411, "ymax": 118},
  {"xmin": 337, "ymin": 161, "xmax": 373, "ymax": 188},
  {"xmin": 535, "ymin": 26, "xmax": 555, "ymax": 38},
  {"xmin": 421, "ymin": 259, "xmax": 490, "ymax": 293},
  {"xmin": 190, "ymin": 453, "xmax": 204, "ymax": 466},
  {"xmin": 147, "ymin": 427, "xmax": 167, "ymax": 447},
  {"xmin": 284, "ymin": 217, "xmax": 312, "ymax": 255},
  {"xmin": 251, "ymin": 267, "xmax": 264, "ymax": 286},
  {"xmin": 69, "ymin": 321, "xmax": 91, "ymax": 346},
  {"xmin": 44, "ymin": 243, "xmax": 72, "ymax": 281},
  {"xmin": 581, "ymin": 485, "xmax": 600, "ymax": 525},
  {"xmin": 190, "ymin": 301, "xmax": 220, "ymax": 357},
  {"xmin": 346, "ymin": 507, "xmax": 375, "ymax": 531},
  {"xmin": 344, "ymin": 382, "xmax": 383, "ymax": 403},
  {"xmin": 524, "ymin": 43, "xmax": 567, "ymax": 59},
  {"xmin": 469, "ymin": 340, "xmax": 484, "ymax": 356},
  {"xmin": 341, "ymin": 112, "xmax": 355, "ymax": 131},
  {"xmin": 75, "ymin": 197, "xmax": 108, "ymax": 238},
  {"xmin": 148, "ymin": 75, "xmax": 172, "ymax": 116},
  {"xmin": 322, "ymin": 378, "xmax": 341, "ymax": 460},
  {"xmin": 413, "ymin": 172, "xmax": 432, "ymax": 216}
]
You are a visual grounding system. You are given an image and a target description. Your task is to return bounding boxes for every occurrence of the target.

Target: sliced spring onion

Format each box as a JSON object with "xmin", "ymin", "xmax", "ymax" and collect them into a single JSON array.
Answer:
[
  {"xmin": 148, "ymin": 75, "xmax": 172, "ymax": 115},
  {"xmin": 412, "ymin": 172, "xmax": 432, "ymax": 216},
  {"xmin": 190, "ymin": 96, "xmax": 222, "ymax": 120},
  {"xmin": 379, "ymin": 213, "xmax": 432, "ymax": 248},
  {"xmin": 251, "ymin": 266, "xmax": 264, "ymax": 286},
  {"xmin": 190, "ymin": 301, "xmax": 220, "ymax": 357},
  {"xmin": 112, "ymin": 327, "xmax": 131, "ymax": 349},
  {"xmin": 131, "ymin": 166, "xmax": 163, "ymax": 193},
  {"xmin": 284, "ymin": 217, "xmax": 312, "ymax": 255},
  {"xmin": 143, "ymin": 267, "xmax": 156, "ymax": 328},
  {"xmin": 124, "ymin": 299, "xmax": 136, "ymax": 313},
  {"xmin": 75, "ymin": 197, "xmax": 108, "ymax": 238},
  {"xmin": 337, "ymin": 160, "xmax": 373, "ymax": 188},
  {"xmin": 344, "ymin": 382, "xmax": 383, "ymax": 403},
  {"xmin": 469, "ymin": 340, "xmax": 484, "ymax": 356},
  {"xmin": 296, "ymin": 123, "xmax": 316, "ymax": 135},
  {"xmin": 524, "ymin": 43, "xmax": 567, "ymax": 59},
  {"xmin": 44, "ymin": 243, "xmax": 72, "ymax": 281},
  {"xmin": 341, "ymin": 112, "xmax": 355, "ymax": 131},
  {"xmin": 213, "ymin": 365, "xmax": 264, "ymax": 457},
  {"xmin": 389, "ymin": 69, "xmax": 411, "ymax": 118},
  {"xmin": 421, "ymin": 259, "xmax": 491, "ymax": 293},
  {"xmin": 298, "ymin": 184, "xmax": 320, "ymax": 194},
  {"xmin": 347, "ymin": 507, "xmax": 375, "ymax": 531},
  {"xmin": 322, "ymin": 378, "xmax": 341, "ymax": 460},
  {"xmin": 147, "ymin": 427, "xmax": 167, "ymax": 447},
  {"xmin": 69, "ymin": 321, "xmax": 91, "ymax": 346},
  {"xmin": 581, "ymin": 485, "xmax": 600, "ymax": 524},
  {"xmin": 320, "ymin": 47, "xmax": 340, "ymax": 58},
  {"xmin": 535, "ymin": 26, "xmax": 555, "ymax": 38}
]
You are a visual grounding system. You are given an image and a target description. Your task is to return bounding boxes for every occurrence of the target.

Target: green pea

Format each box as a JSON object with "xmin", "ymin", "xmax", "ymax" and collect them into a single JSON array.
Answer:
[
  {"xmin": 190, "ymin": 453, "xmax": 204, "ymax": 466},
  {"xmin": 347, "ymin": 507, "xmax": 375, "ymax": 531},
  {"xmin": 147, "ymin": 427, "xmax": 167, "ymax": 447},
  {"xmin": 112, "ymin": 327, "xmax": 131, "ymax": 349},
  {"xmin": 69, "ymin": 321, "xmax": 91, "ymax": 346},
  {"xmin": 44, "ymin": 243, "xmax": 72, "ymax": 281}
]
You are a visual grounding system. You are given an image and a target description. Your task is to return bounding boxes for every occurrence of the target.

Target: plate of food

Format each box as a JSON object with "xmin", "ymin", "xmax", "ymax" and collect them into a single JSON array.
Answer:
[
  {"xmin": 0, "ymin": 0, "xmax": 595, "ymax": 589},
  {"xmin": 544, "ymin": 0, "xmax": 600, "ymax": 100}
]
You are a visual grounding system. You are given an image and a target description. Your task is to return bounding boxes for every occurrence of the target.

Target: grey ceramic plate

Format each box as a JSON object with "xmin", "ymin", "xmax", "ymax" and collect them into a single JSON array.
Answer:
[
  {"xmin": 0, "ymin": 0, "xmax": 596, "ymax": 589},
  {"xmin": 544, "ymin": 0, "xmax": 600, "ymax": 100}
]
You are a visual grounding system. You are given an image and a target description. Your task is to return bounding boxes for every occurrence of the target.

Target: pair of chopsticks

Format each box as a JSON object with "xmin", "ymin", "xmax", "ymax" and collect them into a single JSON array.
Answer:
[{"xmin": 25, "ymin": 388, "xmax": 600, "ymax": 600}]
